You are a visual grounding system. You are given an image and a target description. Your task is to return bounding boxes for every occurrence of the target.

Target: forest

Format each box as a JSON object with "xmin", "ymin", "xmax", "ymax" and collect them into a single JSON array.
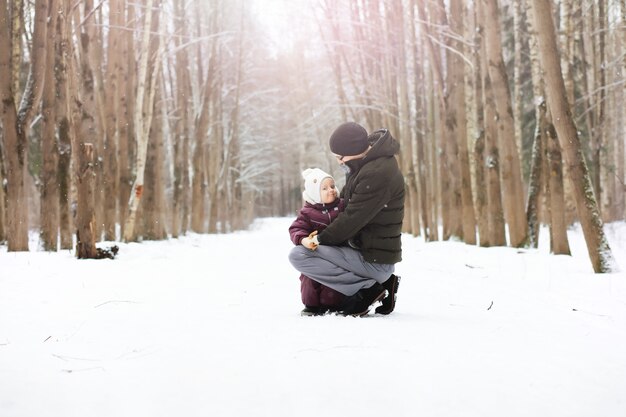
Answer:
[{"xmin": 0, "ymin": 0, "xmax": 623, "ymax": 272}]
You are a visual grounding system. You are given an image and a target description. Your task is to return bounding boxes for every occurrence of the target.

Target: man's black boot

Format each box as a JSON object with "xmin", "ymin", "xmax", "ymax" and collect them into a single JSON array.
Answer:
[
  {"xmin": 375, "ymin": 274, "xmax": 400, "ymax": 315},
  {"xmin": 340, "ymin": 283, "xmax": 386, "ymax": 316}
]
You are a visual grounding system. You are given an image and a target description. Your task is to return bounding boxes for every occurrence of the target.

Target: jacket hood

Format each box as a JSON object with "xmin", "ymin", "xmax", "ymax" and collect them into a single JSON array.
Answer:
[
  {"xmin": 345, "ymin": 128, "xmax": 400, "ymax": 172},
  {"xmin": 365, "ymin": 129, "xmax": 400, "ymax": 159}
]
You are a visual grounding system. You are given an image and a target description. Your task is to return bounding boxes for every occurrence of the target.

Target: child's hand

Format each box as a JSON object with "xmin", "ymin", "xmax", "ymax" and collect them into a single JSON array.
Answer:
[{"xmin": 301, "ymin": 231, "xmax": 319, "ymax": 250}]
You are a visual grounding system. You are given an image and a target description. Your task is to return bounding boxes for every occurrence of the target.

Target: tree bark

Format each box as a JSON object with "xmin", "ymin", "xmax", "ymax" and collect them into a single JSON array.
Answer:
[
  {"xmin": 118, "ymin": 0, "xmax": 135, "ymax": 236},
  {"xmin": 481, "ymin": 0, "xmax": 528, "ymax": 247},
  {"xmin": 409, "ymin": 2, "xmax": 432, "ymax": 241},
  {"xmin": 74, "ymin": 143, "xmax": 97, "ymax": 258},
  {"xmin": 525, "ymin": 99, "xmax": 545, "ymax": 249},
  {"xmin": 450, "ymin": 0, "xmax": 477, "ymax": 244},
  {"xmin": 171, "ymin": 0, "xmax": 191, "ymax": 238},
  {"xmin": 416, "ymin": 0, "xmax": 454, "ymax": 240},
  {"xmin": 0, "ymin": 139, "xmax": 5, "ymax": 242},
  {"xmin": 545, "ymin": 120, "xmax": 571, "ymax": 255},
  {"xmin": 477, "ymin": 0, "xmax": 506, "ymax": 246},
  {"xmin": 55, "ymin": 0, "xmax": 72, "ymax": 250},
  {"xmin": 513, "ymin": 0, "xmax": 524, "ymax": 154},
  {"xmin": 102, "ymin": 0, "xmax": 122, "ymax": 241},
  {"xmin": 123, "ymin": 0, "xmax": 160, "ymax": 242},
  {"xmin": 143, "ymin": 82, "xmax": 166, "ymax": 240},
  {"xmin": 472, "ymin": 3, "xmax": 489, "ymax": 247},
  {"xmin": 0, "ymin": 0, "xmax": 29, "ymax": 251},
  {"xmin": 17, "ymin": 0, "xmax": 47, "ymax": 130},
  {"xmin": 10, "ymin": 0, "xmax": 23, "ymax": 104},
  {"xmin": 40, "ymin": 0, "xmax": 59, "ymax": 251},
  {"xmin": 530, "ymin": 0, "xmax": 615, "ymax": 272},
  {"xmin": 62, "ymin": 0, "xmax": 97, "ymax": 258}
]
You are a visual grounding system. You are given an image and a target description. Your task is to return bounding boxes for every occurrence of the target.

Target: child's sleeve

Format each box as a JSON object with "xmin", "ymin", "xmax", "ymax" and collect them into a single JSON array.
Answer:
[{"xmin": 288, "ymin": 211, "xmax": 312, "ymax": 246}]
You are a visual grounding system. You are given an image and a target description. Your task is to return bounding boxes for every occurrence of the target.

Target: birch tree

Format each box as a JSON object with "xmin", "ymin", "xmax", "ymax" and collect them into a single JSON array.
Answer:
[{"xmin": 123, "ymin": 0, "xmax": 161, "ymax": 242}]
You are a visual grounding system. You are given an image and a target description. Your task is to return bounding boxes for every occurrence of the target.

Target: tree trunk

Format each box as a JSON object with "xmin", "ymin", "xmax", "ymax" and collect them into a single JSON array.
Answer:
[
  {"xmin": 450, "ymin": 0, "xmax": 476, "ymax": 244},
  {"xmin": 55, "ymin": 0, "xmax": 72, "ymax": 250},
  {"xmin": 0, "ymin": 142, "xmax": 5, "ymax": 242},
  {"xmin": 481, "ymin": 0, "xmax": 528, "ymax": 247},
  {"xmin": 143, "ymin": 86, "xmax": 166, "ymax": 241},
  {"xmin": 416, "ymin": 0, "xmax": 454, "ymax": 240},
  {"xmin": 525, "ymin": 99, "xmax": 545, "ymax": 249},
  {"xmin": 123, "ymin": 0, "xmax": 160, "ymax": 242},
  {"xmin": 62, "ymin": 0, "xmax": 97, "ymax": 258},
  {"xmin": 85, "ymin": 0, "xmax": 105, "ymax": 243},
  {"xmin": 171, "ymin": 0, "xmax": 191, "ymax": 238},
  {"xmin": 0, "ymin": 0, "xmax": 29, "ymax": 251},
  {"xmin": 17, "ymin": 0, "xmax": 47, "ymax": 130},
  {"xmin": 513, "ymin": 0, "xmax": 524, "ymax": 154},
  {"xmin": 477, "ymin": 0, "xmax": 506, "ymax": 246},
  {"xmin": 102, "ymin": 0, "xmax": 122, "ymax": 241},
  {"xmin": 472, "ymin": 3, "xmax": 489, "ymax": 247},
  {"xmin": 408, "ymin": 0, "xmax": 432, "ymax": 241},
  {"xmin": 74, "ymin": 143, "xmax": 97, "ymax": 258},
  {"xmin": 592, "ymin": 0, "xmax": 607, "ymax": 215},
  {"xmin": 118, "ymin": 1, "xmax": 135, "ymax": 236},
  {"xmin": 530, "ymin": 0, "xmax": 615, "ymax": 272},
  {"xmin": 11, "ymin": 0, "xmax": 22, "ymax": 104},
  {"xmin": 426, "ymin": 62, "xmax": 440, "ymax": 241},
  {"xmin": 39, "ymin": 0, "xmax": 59, "ymax": 251},
  {"xmin": 545, "ymin": 120, "xmax": 571, "ymax": 255},
  {"xmin": 72, "ymin": 0, "xmax": 102, "ymax": 243},
  {"xmin": 615, "ymin": 3, "xmax": 626, "ymax": 219},
  {"xmin": 393, "ymin": 0, "xmax": 419, "ymax": 236}
]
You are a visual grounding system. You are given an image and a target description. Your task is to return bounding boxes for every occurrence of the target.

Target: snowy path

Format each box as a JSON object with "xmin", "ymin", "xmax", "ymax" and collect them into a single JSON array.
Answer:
[{"xmin": 1, "ymin": 218, "xmax": 626, "ymax": 417}]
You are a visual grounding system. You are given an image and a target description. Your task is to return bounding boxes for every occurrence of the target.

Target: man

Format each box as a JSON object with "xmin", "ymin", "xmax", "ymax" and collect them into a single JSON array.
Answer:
[{"xmin": 288, "ymin": 122, "xmax": 405, "ymax": 316}]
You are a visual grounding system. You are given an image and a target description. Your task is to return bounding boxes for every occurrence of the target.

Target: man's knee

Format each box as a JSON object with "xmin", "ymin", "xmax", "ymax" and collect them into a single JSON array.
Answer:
[{"xmin": 288, "ymin": 245, "xmax": 309, "ymax": 267}]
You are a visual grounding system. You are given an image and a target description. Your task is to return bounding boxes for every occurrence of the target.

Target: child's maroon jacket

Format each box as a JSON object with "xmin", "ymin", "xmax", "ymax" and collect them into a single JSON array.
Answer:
[{"xmin": 289, "ymin": 198, "xmax": 346, "ymax": 308}]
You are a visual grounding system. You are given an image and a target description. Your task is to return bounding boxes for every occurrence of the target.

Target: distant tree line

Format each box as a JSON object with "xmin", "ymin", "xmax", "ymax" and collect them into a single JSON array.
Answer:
[{"xmin": 0, "ymin": 0, "xmax": 621, "ymax": 271}]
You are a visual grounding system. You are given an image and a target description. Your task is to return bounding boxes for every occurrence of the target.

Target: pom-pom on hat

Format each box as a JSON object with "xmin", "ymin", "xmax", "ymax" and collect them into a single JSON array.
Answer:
[
  {"xmin": 302, "ymin": 168, "xmax": 333, "ymax": 204},
  {"xmin": 329, "ymin": 122, "xmax": 369, "ymax": 157}
]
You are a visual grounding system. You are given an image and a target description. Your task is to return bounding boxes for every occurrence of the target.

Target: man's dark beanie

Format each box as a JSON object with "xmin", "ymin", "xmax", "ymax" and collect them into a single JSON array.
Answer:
[{"xmin": 329, "ymin": 122, "xmax": 369, "ymax": 156}]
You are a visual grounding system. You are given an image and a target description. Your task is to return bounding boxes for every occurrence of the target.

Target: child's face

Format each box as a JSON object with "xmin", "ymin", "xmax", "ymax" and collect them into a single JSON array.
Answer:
[{"xmin": 320, "ymin": 177, "xmax": 338, "ymax": 204}]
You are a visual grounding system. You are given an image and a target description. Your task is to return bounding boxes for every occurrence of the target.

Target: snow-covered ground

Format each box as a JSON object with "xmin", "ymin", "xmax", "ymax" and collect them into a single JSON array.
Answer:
[{"xmin": 1, "ymin": 218, "xmax": 625, "ymax": 417}]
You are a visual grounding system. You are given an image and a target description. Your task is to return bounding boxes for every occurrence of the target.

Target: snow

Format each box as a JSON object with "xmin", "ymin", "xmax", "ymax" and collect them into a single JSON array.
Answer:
[{"xmin": 1, "ymin": 218, "xmax": 625, "ymax": 417}]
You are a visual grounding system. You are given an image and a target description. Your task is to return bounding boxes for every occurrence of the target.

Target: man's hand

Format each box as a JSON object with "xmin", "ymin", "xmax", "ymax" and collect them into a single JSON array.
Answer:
[{"xmin": 301, "ymin": 231, "xmax": 319, "ymax": 250}]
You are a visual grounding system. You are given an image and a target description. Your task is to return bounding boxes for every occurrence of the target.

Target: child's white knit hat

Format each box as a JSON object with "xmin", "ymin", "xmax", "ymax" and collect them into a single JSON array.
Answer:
[{"xmin": 302, "ymin": 168, "xmax": 333, "ymax": 204}]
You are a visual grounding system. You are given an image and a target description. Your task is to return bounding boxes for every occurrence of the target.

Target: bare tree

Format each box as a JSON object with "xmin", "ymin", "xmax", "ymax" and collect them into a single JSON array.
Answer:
[
  {"xmin": 530, "ymin": 0, "xmax": 615, "ymax": 272},
  {"xmin": 40, "ymin": 0, "xmax": 59, "ymax": 251},
  {"xmin": 170, "ymin": 0, "xmax": 192, "ymax": 237},
  {"xmin": 0, "ymin": 0, "xmax": 44, "ymax": 251},
  {"xmin": 472, "ymin": 3, "xmax": 489, "ymax": 247},
  {"xmin": 481, "ymin": 0, "xmax": 529, "ymax": 248},
  {"xmin": 55, "ymin": 0, "xmax": 72, "ymax": 250},
  {"xmin": 102, "ymin": 0, "xmax": 123, "ymax": 241},
  {"xmin": 123, "ymin": 0, "xmax": 162, "ymax": 242},
  {"xmin": 544, "ymin": 120, "xmax": 571, "ymax": 255},
  {"xmin": 450, "ymin": 0, "xmax": 477, "ymax": 244},
  {"xmin": 477, "ymin": 0, "xmax": 506, "ymax": 246}
]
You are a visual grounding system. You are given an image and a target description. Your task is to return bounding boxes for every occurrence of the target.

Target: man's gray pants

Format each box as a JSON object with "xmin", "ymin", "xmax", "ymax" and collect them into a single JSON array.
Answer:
[{"xmin": 288, "ymin": 245, "xmax": 394, "ymax": 296}]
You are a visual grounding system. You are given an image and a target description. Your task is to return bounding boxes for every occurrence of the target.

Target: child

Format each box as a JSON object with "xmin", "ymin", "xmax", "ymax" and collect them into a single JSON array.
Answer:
[{"xmin": 289, "ymin": 168, "xmax": 346, "ymax": 316}]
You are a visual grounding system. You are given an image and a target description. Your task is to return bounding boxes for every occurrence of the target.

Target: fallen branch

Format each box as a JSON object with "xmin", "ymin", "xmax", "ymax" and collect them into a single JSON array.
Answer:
[{"xmin": 94, "ymin": 300, "xmax": 138, "ymax": 309}]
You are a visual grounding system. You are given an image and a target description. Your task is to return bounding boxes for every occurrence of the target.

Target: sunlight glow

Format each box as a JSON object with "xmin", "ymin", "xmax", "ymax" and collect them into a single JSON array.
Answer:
[{"xmin": 249, "ymin": 0, "xmax": 307, "ymax": 53}]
